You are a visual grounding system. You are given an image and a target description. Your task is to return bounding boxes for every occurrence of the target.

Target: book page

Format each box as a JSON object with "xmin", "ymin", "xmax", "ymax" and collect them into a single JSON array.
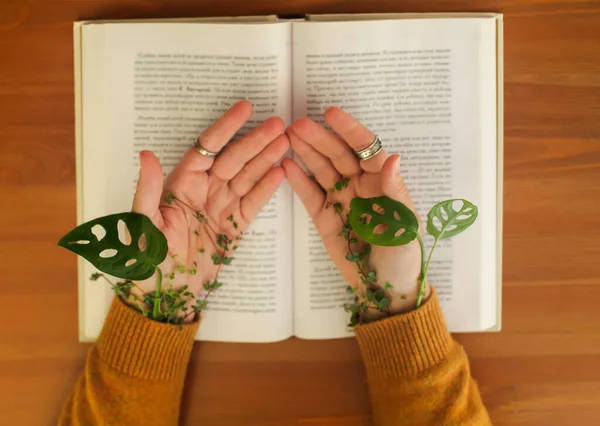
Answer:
[
  {"xmin": 81, "ymin": 22, "xmax": 294, "ymax": 342},
  {"xmin": 292, "ymin": 18, "xmax": 498, "ymax": 337}
]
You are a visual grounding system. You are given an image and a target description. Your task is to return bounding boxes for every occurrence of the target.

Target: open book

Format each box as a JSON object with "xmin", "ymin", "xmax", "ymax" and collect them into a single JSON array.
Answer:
[{"xmin": 74, "ymin": 13, "xmax": 503, "ymax": 342}]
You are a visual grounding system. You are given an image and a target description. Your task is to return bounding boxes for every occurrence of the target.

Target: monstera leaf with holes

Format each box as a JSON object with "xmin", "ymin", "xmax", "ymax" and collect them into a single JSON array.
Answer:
[
  {"xmin": 348, "ymin": 196, "xmax": 420, "ymax": 246},
  {"xmin": 58, "ymin": 212, "xmax": 168, "ymax": 280},
  {"xmin": 427, "ymin": 199, "xmax": 478, "ymax": 240}
]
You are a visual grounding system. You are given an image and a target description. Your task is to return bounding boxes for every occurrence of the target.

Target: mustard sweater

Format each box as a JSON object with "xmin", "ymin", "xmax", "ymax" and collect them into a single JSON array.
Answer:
[{"xmin": 59, "ymin": 293, "xmax": 490, "ymax": 425}]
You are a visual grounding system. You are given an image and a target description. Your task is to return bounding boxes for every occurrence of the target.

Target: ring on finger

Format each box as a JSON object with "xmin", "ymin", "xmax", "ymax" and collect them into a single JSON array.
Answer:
[
  {"xmin": 355, "ymin": 135, "xmax": 383, "ymax": 161},
  {"xmin": 194, "ymin": 137, "xmax": 220, "ymax": 158}
]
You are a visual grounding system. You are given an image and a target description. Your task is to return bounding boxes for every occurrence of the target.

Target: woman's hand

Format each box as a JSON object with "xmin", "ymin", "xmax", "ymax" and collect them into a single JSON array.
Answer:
[
  {"xmin": 282, "ymin": 107, "xmax": 428, "ymax": 316},
  {"xmin": 130, "ymin": 100, "xmax": 289, "ymax": 318}
]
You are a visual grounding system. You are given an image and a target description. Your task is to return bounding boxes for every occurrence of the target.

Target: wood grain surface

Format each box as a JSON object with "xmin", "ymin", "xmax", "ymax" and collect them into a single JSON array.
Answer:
[{"xmin": 1, "ymin": 1, "xmax": 600, "ymax": 425}]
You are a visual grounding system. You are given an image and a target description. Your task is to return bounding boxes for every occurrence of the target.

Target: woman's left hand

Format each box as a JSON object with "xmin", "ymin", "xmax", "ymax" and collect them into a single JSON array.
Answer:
[{"xmin": 282, "ymin": 107, "xmax": 427, "ymax": 316}]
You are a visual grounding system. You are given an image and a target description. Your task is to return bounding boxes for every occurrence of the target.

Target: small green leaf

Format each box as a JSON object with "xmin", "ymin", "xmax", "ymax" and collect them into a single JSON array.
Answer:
[
  {"xmin": 199, "ymin": 248, "xmax": 205, "ymax": 254},
  {"xmin": 427, "ymin": 199, "xmax": 478, "ymax": 240},
  {"xmin": 216, "ymin": 233, "xmax": 231, "ymax": 250},
  {"xmin": 194, "ymin": 211, "xmax": 207, "ymax": 223},
  {"xmin": 348, "ymin": 196, "xmax": 419, "ymax": 247},
  {"xmin": 57, "ymin": 212, "xmax": 167, "ymax": 280},
  {"xmin": 377, "ymin": 297, "xmax": 390, "ymax": 310},
  {"xmin": 384, "ymin": 281, "xmax": 394, "ymax": 291}
]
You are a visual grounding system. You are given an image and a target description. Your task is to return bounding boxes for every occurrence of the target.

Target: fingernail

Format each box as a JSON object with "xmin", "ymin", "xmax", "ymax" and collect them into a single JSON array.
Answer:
[{"xmin": 394, "ymin": 156, "xmax": 401, "ymax": 176}]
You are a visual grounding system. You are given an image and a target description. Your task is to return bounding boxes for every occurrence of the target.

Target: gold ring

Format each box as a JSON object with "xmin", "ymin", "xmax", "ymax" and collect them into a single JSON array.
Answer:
[{"xmin": 194, "ymin": 138, "xmax": 219, "ymax": 157}]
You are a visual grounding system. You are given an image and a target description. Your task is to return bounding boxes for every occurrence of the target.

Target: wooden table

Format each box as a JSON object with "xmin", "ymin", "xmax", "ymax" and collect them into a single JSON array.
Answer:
[{"xmin": 1, "ymin": 1, "xmax": 600, "ymax": 425}]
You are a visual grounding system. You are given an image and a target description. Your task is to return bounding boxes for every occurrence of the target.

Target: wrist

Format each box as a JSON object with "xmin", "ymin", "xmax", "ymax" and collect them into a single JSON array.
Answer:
[
  {"xmin": 361, "ymin": 282, "xmax": 431, "ymax": 323},
  {"xmin": 119, "ymin": 290, "xmax": 199, "ymax": 324}
]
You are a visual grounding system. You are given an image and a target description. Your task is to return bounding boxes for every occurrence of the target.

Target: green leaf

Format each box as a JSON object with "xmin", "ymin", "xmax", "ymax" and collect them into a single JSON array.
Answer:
[
  {"xmin": 348, "ymin": 196, "xmax": 419, "ymax": 246},
  {"xmin": 377, "ymin": 297, "xmax": 390, "ymax": 310},
  {"xmin": 57, "ymin": 212, "xmax": 167, "ymax": 280},
  {"xmin": 427, "ymin": 199, "xmax": 478, "ymax": 240}
]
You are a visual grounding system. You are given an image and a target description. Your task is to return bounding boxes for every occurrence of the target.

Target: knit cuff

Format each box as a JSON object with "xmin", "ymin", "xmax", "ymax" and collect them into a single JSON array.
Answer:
[
  {"xmin": 354, "ymin": 290, "xmax": 453, "ymax": 379},
  {"xmin": 95, "ymin": 297, "xmax": 200, "ymax": 381}
]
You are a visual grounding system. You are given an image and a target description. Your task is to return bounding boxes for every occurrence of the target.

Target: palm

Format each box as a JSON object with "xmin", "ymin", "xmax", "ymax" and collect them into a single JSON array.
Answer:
[
  {"xmin": 150, "ymin": 172, "xmax": 247, "ymax": 297},
  {"xmin": 131, "ymin": 101, "xmax": 288, "ymax": 300},
  {"xmin": 283, "ymin": 107, "xmax": 423, "ymax": 306}
]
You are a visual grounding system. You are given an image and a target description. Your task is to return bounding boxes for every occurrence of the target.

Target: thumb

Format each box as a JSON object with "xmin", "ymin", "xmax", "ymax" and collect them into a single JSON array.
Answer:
[
  {"xmin": 380, "ymin": 154, "xmax": 417, "ymax": 212},
  {"xmin": 132, "ymin": 150, "xmax": 163, "ymax": 217}
]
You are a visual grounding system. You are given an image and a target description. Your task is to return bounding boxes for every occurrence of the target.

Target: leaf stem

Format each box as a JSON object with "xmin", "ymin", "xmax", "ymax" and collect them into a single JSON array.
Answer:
[
  {"xmin": 152, "ymin": 267, "xmax": 163, "ymax": 320},
  {"xmin": 423, "ymin": 237, "xmax": 439, "ymax": 281},
  {"xmin": 337, "ymin": 211, "xmax": 369, "ymax": 290},
  {"xmin": 415, "ymin": 233, "xmax": 428, "ymax": 307}
]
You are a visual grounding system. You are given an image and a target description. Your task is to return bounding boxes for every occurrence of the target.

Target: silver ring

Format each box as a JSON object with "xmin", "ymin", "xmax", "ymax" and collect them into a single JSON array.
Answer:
[
  {"xmin": 355, "ymin": 136, "xmax": 383, "ymax": 161},
  {"xmin": 194, "ymin": 138, "xmax": 219, "ymax": 157}
]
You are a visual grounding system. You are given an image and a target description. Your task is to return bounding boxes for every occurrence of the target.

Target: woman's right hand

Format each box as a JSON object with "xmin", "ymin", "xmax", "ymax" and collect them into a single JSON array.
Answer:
[
  {"xmin": 282, "ymin": 107, "xmax": 429, "ymax": 316},
  {"xmin": 131, "ymin": 100, "xmax": 289, "ymax": 320}
]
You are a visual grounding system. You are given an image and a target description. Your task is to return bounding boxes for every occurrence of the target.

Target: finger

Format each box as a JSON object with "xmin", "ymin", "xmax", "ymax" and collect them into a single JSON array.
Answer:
[
  {"xmin": 211, "ymin": 116, "xmax": 285, "ymax": 181},
  {"xmin": 281, "ymin": 158, "xmax": 326, "ymax": 218},
  {"xmin": 324, "ymin": 106, "xmax": 388, "ymax": 173},
  {"xmin": 291, "ymin": 118, "xmax": 362, "ymax": 177},
  {"xmin": 380, "ymin": 154, "xmax": 417, "ymax": 212},
  {"xmin": 239, "ymin": 167, "xmax": 285, "ymax": 223},
  {"xmin": 229, "ymin": 134, "xmax": 290, "ymax": 197},
  {"xmin": 132, "ymin": 150, "xmax": 164, "ymax": 218},
  {"xmin": 177, "ymin": 100, "xmax": 253, "ymax": 173},
  {"xmin": 287, "ymin": 127, "xmax": 341, "ymax": 190}
]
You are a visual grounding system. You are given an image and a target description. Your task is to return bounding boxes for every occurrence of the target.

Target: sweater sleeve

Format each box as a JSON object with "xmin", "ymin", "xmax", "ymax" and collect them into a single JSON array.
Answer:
[
  {"xmin": 59, "ymin": 297, "xmax": 199, "ymax": 426},
  {"xmin": 354, "ymin": 291, "xmax": 491, "ymax": 426}
]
